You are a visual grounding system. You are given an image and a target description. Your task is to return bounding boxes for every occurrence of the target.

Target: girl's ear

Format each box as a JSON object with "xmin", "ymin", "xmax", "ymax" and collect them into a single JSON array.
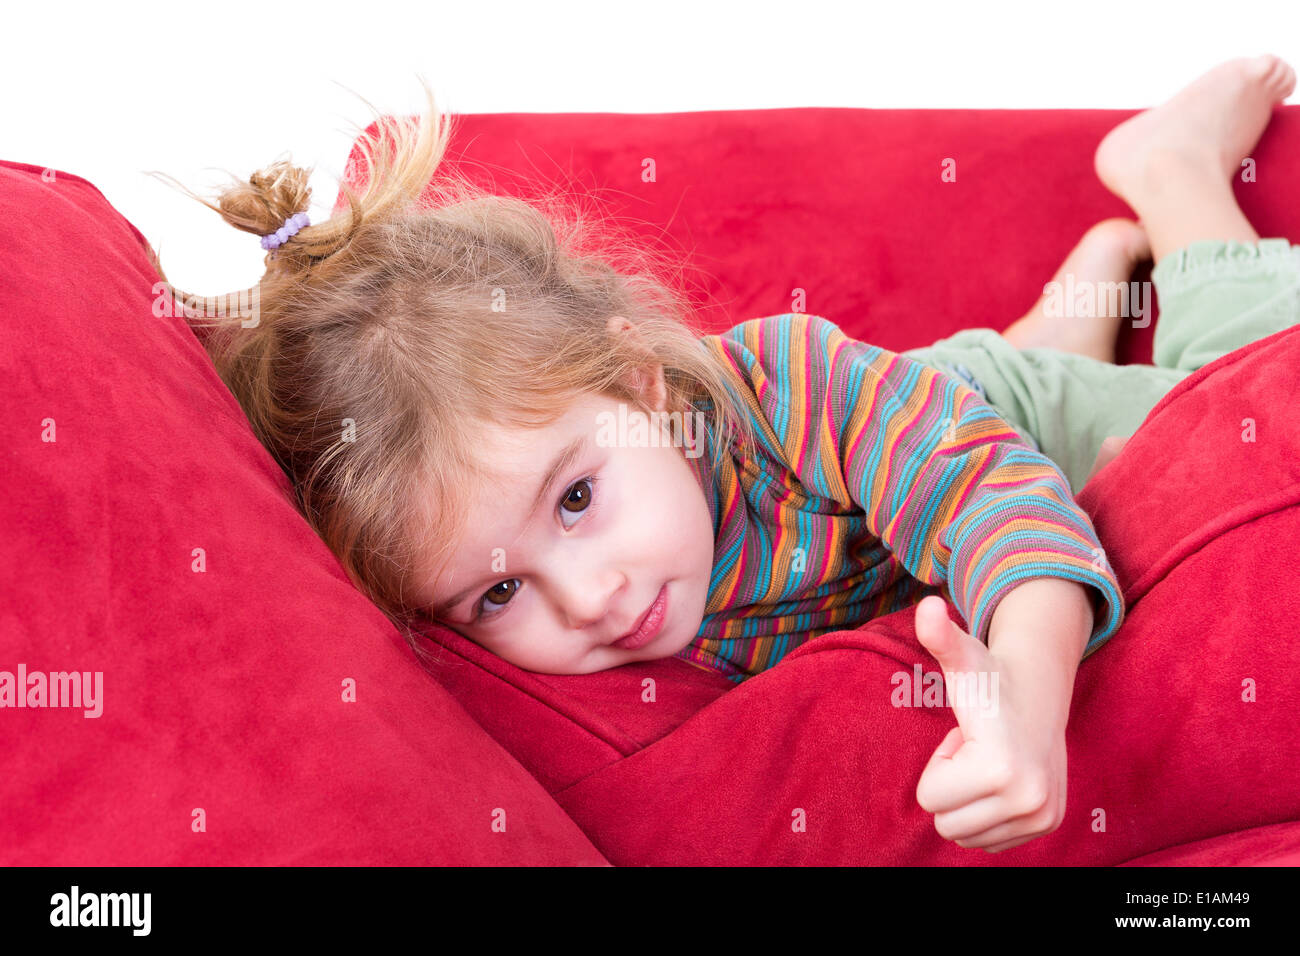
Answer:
[{"xmin": 606, "ymin": 315, "xmax": 668, "ymax": 412}]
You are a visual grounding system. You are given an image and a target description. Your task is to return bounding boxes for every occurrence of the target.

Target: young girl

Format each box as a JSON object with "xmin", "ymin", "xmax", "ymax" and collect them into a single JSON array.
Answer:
[{"xmin": 153, "ymin": 55, "xmax": 1296, "ymax": 854}]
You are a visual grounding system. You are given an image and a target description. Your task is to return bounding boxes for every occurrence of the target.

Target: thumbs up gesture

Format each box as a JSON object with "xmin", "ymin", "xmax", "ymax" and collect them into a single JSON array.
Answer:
[{"xmin": 911, "ymin": 594, "xmax": 1070, "ymax": 854}]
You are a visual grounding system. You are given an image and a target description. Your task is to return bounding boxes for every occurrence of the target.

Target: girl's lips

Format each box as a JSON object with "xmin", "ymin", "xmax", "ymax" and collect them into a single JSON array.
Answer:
[{"xmin": 613, "ymin": 585, "xmax": 668, "ymax": 650}]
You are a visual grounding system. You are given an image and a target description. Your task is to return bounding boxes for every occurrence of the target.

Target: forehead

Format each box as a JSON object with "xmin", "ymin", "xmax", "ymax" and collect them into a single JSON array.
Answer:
[
  {"xmin": 448, "ymin": 395, "xmax": 611, "ymax": 528},
  {"xmin": 479, "ymin": 398, "xmax": 591, "ymax": 479}
]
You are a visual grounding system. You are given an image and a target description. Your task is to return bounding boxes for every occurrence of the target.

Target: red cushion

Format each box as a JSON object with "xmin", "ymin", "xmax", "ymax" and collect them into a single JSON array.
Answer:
[
  {"xmin": 356, "ymin": 105, "xmax": 1300, "ymax": 863},
  {"xmin": 0, "ymin": 160, "xmax": 607, "ymax": 865},
  {"xmin": 350, "ymin": 106, "xmax": 1300, "ymax": 357},
  {"xmin": 1119, "ymin": 820, "xmax": 1300, "ymax": 867}
]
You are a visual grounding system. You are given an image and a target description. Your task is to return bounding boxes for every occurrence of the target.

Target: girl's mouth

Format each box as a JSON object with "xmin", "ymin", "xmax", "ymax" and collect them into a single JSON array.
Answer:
[{"xmin": 612, "ymin": 584, "xmax": 668, "ymax": 650}]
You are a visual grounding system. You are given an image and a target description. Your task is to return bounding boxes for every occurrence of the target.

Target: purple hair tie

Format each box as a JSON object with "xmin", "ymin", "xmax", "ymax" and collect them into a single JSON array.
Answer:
[{"xmin": 260, "ymin": 211, "xmax": 310, "ymax": 250}]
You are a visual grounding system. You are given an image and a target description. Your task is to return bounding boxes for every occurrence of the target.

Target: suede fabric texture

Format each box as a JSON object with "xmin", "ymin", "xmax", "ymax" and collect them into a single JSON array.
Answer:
[{"xmin": 0, "ymin": 160, "xmax": 608, "ymax": 865}]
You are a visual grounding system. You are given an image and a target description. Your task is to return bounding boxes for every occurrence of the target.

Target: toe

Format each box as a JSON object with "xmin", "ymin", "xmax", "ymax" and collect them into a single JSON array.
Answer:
[
  {"xmin": 1248, "ymin": 54, "xmax": 1283, "ymax": 84},
  {"xmin": 1257, "ymin": 54, "xmax": 1294, "ymax": 98}
]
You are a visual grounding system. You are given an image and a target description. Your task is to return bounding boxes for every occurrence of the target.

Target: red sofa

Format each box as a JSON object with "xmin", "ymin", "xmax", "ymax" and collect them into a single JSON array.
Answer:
[{"xmin": 4, "ymin": 102, "xmax": 1299, "ymax": 865}]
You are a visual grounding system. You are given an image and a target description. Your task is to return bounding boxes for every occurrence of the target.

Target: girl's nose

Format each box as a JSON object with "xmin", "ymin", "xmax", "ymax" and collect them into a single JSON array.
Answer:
[{"xmin": 550, "ymin": 564, "xmax": 625, "ymax": 633}]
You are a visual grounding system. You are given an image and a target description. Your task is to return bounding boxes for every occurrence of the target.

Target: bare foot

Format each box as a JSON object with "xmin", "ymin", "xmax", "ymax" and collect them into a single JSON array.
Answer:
[
  {"xmin": 1094, "ymin": 55, "xmax": 1295, "ymax": 260},
  {"xmin": 1002, "ymin": 218, "xmax": 1151, "ymax": 363}
]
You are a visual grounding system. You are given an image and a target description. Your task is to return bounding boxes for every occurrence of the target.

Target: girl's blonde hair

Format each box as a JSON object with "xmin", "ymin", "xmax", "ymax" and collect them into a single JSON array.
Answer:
[{"xmin": 149, "ymin": 81, "xmax": 756, "ymax": 651}]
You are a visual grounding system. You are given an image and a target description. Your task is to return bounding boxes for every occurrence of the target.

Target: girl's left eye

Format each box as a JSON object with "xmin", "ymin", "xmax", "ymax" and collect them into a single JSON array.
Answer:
[{"xmin": 558, "ymin": 475, "xmax": 597, "ymax": 529}]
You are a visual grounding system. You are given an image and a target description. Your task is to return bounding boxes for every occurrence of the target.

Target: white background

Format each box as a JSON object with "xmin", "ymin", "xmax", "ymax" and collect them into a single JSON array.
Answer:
[{"xmin": 4, "ymin": 0, "xmax": 1298, "ymax": 294}]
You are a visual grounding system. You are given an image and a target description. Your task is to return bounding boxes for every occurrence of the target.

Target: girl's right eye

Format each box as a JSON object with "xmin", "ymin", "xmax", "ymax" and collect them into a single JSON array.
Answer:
[{"xmin": 477, "ymin": 579, "xmax": 520, "ymax": 618}]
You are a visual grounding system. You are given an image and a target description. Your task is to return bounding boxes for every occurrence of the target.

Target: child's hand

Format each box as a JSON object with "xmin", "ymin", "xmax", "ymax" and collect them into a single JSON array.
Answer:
[{"xmin": 911, "ymin": 596, "xmax": 1068, "ymax": 853}]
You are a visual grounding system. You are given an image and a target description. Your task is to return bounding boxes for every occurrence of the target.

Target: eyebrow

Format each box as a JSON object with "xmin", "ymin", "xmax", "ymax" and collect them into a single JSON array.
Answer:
[{"xmin": 431, "ymin": 433, "xmax": 590, "ymax": 619}]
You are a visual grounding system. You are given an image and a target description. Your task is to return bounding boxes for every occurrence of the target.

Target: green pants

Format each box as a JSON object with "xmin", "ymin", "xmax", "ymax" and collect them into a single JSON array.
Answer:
[{"xmin": 901, "ymin": 238, "xmax": 1300, "ymax": 493}]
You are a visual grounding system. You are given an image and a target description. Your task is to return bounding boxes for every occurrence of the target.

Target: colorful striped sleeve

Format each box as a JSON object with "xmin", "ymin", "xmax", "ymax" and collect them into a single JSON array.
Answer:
[{"xmin": 712, "ymin": 312, "xmax": 1125, "ymax": 658}]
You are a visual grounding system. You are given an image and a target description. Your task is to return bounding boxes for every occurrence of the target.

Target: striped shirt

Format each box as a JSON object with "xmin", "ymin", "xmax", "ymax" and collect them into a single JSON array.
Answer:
[{"xmin": 675, "ymin": 313, "xmax": 1124, "ymax": 683}]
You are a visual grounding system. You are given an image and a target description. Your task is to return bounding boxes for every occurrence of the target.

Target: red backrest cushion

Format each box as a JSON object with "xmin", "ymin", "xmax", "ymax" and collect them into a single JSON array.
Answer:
[
  {"xmin": 0, "ymin": 160, "xmax": 607, "ymax": 865},
  {"xmin": 348, "ymin": 105, "xmax": 1300, "ymax": 357}
]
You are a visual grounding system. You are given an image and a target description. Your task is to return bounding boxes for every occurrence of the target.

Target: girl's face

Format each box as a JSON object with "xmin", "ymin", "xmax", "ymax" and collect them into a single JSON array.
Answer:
[{"xmin": 419, "ymin": 375, "xmax": 716, "ymax": 676}]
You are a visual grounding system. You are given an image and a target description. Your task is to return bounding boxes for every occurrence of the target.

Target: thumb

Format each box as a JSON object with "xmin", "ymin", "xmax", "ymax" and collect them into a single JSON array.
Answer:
[
  {"xmin": 914, "ymin": 595, "xmax": 979, "ymax": 673},
  {"xmin": 915, "ymin": 595, "xmax": 996, "ymax": 741}
]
